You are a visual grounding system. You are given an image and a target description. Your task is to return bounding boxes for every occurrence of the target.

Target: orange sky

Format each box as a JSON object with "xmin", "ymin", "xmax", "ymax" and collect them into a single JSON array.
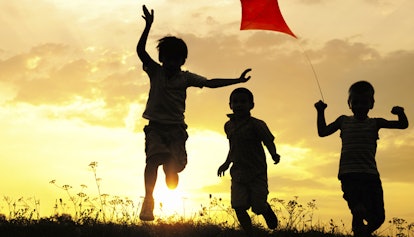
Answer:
[{"xmin": 1, "ymin": 0, "xmax": 414, "ymax": 229}]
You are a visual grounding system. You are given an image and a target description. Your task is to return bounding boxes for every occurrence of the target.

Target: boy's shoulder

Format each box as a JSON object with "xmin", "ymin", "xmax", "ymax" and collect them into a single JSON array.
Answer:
[
  {"xmin": 225, "ymin": 116, "xmax": 267, "ymax": 123},
  {"xmin": 249, "ymin": 116, "xmax": 268, "ymax": 126},
  {"xmin": 335, "ymin": 115, "xmax": 348, "ymax": 124},
  {"xmin": 143, "ymin": 59, "xmax": 161, "ymax": 73},
  {"xmin": 225, "ymin": 116, "xmax": 269, "ymax": 129},
  {"xmin": 180, "ymin": 70, "xmax": 204, "ymax": 77}
]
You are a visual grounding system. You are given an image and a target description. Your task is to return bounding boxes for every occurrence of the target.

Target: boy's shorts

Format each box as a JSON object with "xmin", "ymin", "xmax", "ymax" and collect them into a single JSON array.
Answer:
[
  {"xmin": 144, "ymin": 122, "xmax": 188, "ymax": 173},
  {"xmin": 231, "ymin": 174, "xmax": 269, "ymax": 214},
  {"xmin": 340, "ymin": 173, "xmax": 385, "ymax": 223}
]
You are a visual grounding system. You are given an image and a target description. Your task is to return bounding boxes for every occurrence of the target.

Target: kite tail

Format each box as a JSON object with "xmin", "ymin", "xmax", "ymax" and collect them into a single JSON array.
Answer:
[{"xmin": 297, "ymin": 41, "xmax": 325, "ymax": 102}]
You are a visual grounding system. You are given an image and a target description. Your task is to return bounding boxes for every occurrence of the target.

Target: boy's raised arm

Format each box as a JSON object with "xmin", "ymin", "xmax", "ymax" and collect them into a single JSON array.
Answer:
[
  {"xmin": 393, "ymin": 106, "xmax": 409, "ymax": 128},
  {"xmin": 204, "ymin": 68, "xmax": 252, "ymax": 88},
  {"xmin": 137, "ymin": 5, "xmax": 154, "ymax": 65},
  {"xmin": 377, "ymin": 106, "xmax": 409, "ymax": 129},
  {"xmin": 315, "ymin": 101, "xmax": 341, "ymax": 137}
]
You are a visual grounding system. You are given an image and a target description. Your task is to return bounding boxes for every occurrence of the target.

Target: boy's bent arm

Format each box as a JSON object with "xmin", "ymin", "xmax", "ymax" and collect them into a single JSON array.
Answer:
[
  {"xmin": 315, "ymin": 101, "xmax": 341, "ymax": 137},
  {"xmin": 204, "ymin": 68, "xmax": 251, "ymax": 88},
  {"xmin": 317, "ymin": 113, "xmax": 342, "ymax": 137},
  {"xmin": 217, "ymin": 155, "xmax": 232, "ymax": 177},
  {"xmin": 377, "ymin": 106, "xmax": 409, "ymax": 129},
  {"xmin": 218, "ymin": 140, "xmax": 232, "ymax": 177}
]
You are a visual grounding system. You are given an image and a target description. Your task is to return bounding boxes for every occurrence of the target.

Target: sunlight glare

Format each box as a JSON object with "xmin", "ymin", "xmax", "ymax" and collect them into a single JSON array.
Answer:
[{"xmin": 153, "ymin": 184, "xmax": 187, "ymax": 218}]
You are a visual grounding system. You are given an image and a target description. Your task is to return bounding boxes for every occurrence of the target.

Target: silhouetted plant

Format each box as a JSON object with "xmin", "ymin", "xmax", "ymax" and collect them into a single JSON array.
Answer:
[
  {"xmin": 195, "ymin": 194, "xmax": 238, "ymax": 228},
  {"xmin": 49, "ymin": 179, "xmax": 90, "ymax": 221},
  {"xmin": 1, "ymin": 162, "xmax": 413, "ymax": 237},
  {"xmin": 88, "ymin": 161, "xmax": 106, "ymax": 222},
  {"xmin": 270, "ymin": 196, "xmax": 317, "ymax": 231},
  {"xmin": 382, "ymin": 217, "xmax": 414, "ymax": 237},
  {"xmin": 2, "ymin": 196, "xmax": 40, "ymax": 222},
  {"xmin": 50, "ymin": 162, "xmax": 142, "ymax": 225}
]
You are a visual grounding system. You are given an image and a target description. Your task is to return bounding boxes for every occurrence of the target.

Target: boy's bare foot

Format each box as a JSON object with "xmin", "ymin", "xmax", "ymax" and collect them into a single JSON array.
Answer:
[{"xmin": 139, "ymin": 197, "xmax": 154, "ymax": 221}]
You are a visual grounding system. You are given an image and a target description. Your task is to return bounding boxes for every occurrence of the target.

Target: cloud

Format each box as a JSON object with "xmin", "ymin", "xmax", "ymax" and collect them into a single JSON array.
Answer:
[
  {"xmin": 0, "ymin": 43, "xmax": 148, "ymax": 128},
  {"xmin": 375, "ymin": 131, "xmax": 414, "ymax": 182},
  {"xmin": 2, "ymin": 28, "xmax": 413, "ymax": 133}
]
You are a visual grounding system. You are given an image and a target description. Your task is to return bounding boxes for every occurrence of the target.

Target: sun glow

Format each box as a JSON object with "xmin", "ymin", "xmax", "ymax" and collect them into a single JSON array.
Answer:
[{"xmin": 152, "ymin": 184, "xmax": 188, "ymax": 218}]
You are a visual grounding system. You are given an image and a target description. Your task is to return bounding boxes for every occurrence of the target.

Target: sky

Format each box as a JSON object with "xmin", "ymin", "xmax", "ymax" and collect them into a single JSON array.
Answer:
[{"xmin": 1, "ymin": 0, "xmax": 414, "ymax": 230}]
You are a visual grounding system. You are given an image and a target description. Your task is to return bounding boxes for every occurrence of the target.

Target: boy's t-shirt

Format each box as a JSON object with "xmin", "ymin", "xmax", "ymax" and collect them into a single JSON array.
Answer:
[
  {"xmin": 225, "ymin": 115, "xmax": 275, "ymax": 182},
  {"xmin": 142, "ymin": 61, "xmax": 207, "ymax": 124},
  {"xmin": 339, "ymin": 116, "xmax": 380, "ymax": 179}
]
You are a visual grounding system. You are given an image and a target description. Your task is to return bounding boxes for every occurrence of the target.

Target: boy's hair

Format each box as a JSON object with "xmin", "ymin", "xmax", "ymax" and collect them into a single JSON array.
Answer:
[
  {"xmin": 157, "ymin": 36, "xmax": 188, "ymax": 60},
  {"xmin": 230, "ymin": 87, "xmax": 254, "ymax": 104},
  {"xmin": 348, "ymin": 80, "xmax": 375, "ymax": 106}
]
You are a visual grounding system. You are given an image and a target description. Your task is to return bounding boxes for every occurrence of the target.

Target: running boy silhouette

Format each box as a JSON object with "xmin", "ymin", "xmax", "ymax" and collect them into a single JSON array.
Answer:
[
  {"xmin": 218, "ymin": 88, "xmax": 280, "ymax": 237},
  {"xmin": 315, "ymin": 81, "xmax": 408, "ymax": 237},
  {"xmin": 137, "ymin": 5, "xmax": 252, "ymax": 221}
]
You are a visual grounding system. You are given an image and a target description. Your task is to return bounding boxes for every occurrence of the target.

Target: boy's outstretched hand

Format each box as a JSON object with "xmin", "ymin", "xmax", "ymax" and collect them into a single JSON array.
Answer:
[
  {"xmin": 141, "ymin": 5, "xmax": 154, "ymax": 26},
  {"xmin": 239, "ymin": 68, "xmax": 252, "ymax": 83},
  {"xmin": 314, "ymin": 100, "xmax": 327, "ymax": 111}
]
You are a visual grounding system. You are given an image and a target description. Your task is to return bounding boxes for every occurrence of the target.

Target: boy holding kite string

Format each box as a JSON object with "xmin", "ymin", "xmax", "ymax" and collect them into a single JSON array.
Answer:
[{"xmin": 315, "ymin": 81, "xmax": 408, "ymax": 237}]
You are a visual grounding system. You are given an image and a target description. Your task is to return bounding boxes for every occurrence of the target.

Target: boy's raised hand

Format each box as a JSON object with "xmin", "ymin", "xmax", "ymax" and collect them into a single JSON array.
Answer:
[
  {"xmin": 141, "ymin": 5, "xmax": 154, "ymax": 25},
  {"xmin": 239, "ymin": 68, "xmax": 252, "ymax": 83},
  {"xmin": 391, "ymin": 106, "xmax": 404, "ymax": 115},
  {"xmin": 314, "ymin": 100, "xmax": 327, "ymax": 111}
]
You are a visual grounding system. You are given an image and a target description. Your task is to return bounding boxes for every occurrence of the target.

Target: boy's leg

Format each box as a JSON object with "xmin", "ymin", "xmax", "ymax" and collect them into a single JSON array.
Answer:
[
  {"xmin": 262, "ymin": 203, "xmax": 278, "ymax": 229},
  {"xmin": 364, "ymin": 178, "xmax": 385, "ymax": 234},
  {"xmin": 231, "ymin": 181, "xmax": 252, "ymax": 236},
  {"xmin": 163, "ymin": 125, "xmax": 188, "ymax": 189},
  {"xmin": 351, "ymin": 203, "xmax": 368, "ymax": 237},
  {"xmin": 341, "ymin": 175, "xmax": 367, "ymax": 236},
  {"xmin": 144, "ymin": 161, "xmax": 160, "ymax": 198},
  {"xmin": 235, "ymin": 208, "xmax": 253, "ymax": 237},
  {"xmin": 250, "ymin": 175, "xmax": 277, "ymax": 229},
  {"xmin": 163, "ymin": 158, "xmax": 179, "ymax": 190},
  {"xmin": 140, "ymin": 158, "xmax": 163, "ymax": 221},
  {"xmin": 140, "ymin": 124, "xmax": 169, "ymax": 221}
]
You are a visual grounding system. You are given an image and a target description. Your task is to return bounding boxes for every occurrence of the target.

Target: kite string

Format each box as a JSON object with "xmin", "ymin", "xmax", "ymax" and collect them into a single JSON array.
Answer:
[{"xmin": 296, "ymin": 41, "xmax": 325, "ymax": 102}]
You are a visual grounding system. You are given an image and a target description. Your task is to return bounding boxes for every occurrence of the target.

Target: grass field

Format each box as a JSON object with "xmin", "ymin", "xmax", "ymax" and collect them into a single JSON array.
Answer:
[
  {"xmin": 1, "ymin": 162, "xmax": 412, "ymax": 237},
  {"xmin": 1, "ymin": 194, "xmax": 412, "ymax": 237},
  {"xmin": 0, "ymin": 218, "xmax": 351, "ymax": 237}
]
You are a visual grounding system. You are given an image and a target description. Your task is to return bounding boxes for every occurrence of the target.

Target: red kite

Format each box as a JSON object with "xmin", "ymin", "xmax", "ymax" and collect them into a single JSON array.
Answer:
[{"xmin": 240, "ymin": 0, "xmax": 297, "ymax": 38}]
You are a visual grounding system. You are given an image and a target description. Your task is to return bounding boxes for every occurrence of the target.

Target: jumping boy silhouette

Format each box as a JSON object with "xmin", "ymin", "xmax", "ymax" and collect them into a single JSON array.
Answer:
[
  {"xmin": 137, "ymin": 5, "xmax": 252, "ymax": 221},
  {"xmin": 218, "ymin": 88, "xmax": 280, "ymax": 237},
  {"xmin": 315, "ymin": 81, "xmax": 408, "ymax": 237}
]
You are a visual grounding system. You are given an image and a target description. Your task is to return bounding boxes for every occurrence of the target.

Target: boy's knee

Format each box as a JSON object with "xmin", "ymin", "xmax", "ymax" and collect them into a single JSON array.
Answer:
[
  {"xmin": 375, "ymin": 215, "xmax": 385, "ymax": 227},
  {"xmin": 147, "ymin": 153, "xmax": 169, "ymax": 166},
  {"xmin": 351, "ymin": 203, "xmax": 367, "ymax": 218},
  {"xmin": 234, "ymin": 207, "xmax": 249, "ymax": 214},
  {"xmin": 251, "ymin": 202, "xmax": 269, "ymax": 215},
  {"xmin": 368, "ymin": 213, "xmax": 385, "ymax": 231},
  {"xmin": 163, "ymin": 159, "xmax": 185, "ymax": 174},
  {"xmin": 163, "ymin": 162, "xmax": 180, "ymax": 190}
]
